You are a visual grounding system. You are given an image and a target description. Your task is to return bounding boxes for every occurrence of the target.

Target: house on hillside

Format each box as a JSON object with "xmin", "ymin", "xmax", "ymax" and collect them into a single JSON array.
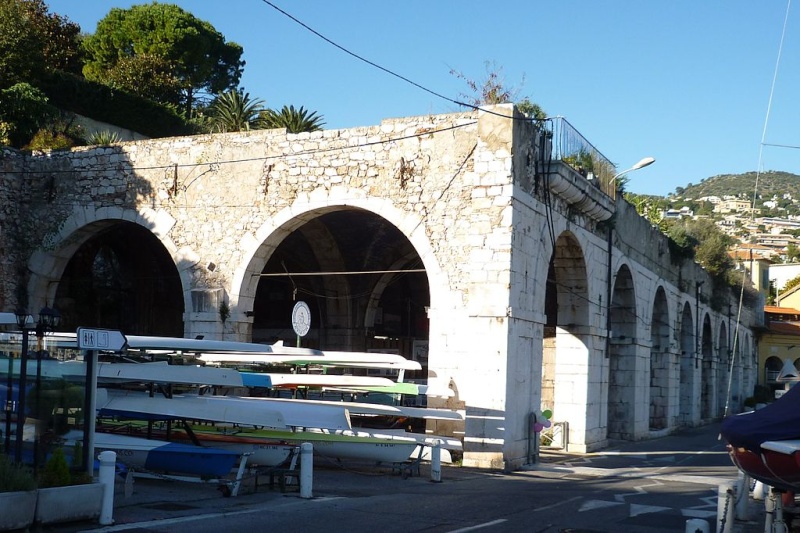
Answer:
[{"xmin": 715, "ymin": 199, "xmax": 753, "ymax": 214}]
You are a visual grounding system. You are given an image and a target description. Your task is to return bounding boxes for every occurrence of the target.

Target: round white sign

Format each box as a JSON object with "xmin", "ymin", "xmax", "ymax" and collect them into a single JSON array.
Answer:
[{"xmin": 291, "ymin": 301, "xmax": 311, "ymax": 337}]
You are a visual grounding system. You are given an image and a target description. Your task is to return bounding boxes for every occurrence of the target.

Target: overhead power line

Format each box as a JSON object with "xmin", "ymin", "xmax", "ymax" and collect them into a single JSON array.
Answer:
[
  {"xmin": 258, "ymin": 1, "xmax": 540, "ymax": 123},
  {"xmin": 255, "ymin": 269, "xmax": 426, "ymax": 277}
]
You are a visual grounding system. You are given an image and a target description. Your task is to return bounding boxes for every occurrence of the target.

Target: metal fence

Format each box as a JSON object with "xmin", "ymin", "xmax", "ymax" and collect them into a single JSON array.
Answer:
[{"xmin": 538, "ymin": 116, "xmax": 617, "ymax": 198}]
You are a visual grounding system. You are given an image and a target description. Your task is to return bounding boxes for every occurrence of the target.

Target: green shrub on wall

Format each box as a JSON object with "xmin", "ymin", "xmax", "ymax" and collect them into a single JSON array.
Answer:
[
  {"xmin": 39, "ymin": 448, "xmax": 71, "ymax": 488},
  {"xmin": 37, "ymin": 71, "xmax": 195, "ymax": 139}
]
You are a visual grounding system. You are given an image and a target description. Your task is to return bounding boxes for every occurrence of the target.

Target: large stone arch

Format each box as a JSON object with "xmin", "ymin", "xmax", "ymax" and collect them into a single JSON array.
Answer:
[
  {"xmin": 25, "ymin": 206, "xmax": 190, "ymax": 335},
  {"xmin": 717, "ymin": 321, "xmax": 729, "ymax": 417},
  {"xmin": 679, "ymin": 301, "xmax": 695, "ymax": 426},
  {"xmin": 729, "ymin": 326, "xmax": 744, "ymax": 412},
  {"xmin": 700, "ymin": 313, "xmax": 714, "ymax": 420},
  {"xmin": 231, "ymin": 194, "xmax": 444, "ymax": 325},
  {"xmin": 541, "ymin": 231, "xmax": 593, "ymax": 450},
  {"xmin": 607, "ymin": 263, "xmax": 637, "ymax": 440},
  {"xmin": 649, "ymin": 286, "xmax": 671, "ymax": 430},
  {"xmin": 743, "ymin": 334, "xmax": 754, "ymax": 399}
]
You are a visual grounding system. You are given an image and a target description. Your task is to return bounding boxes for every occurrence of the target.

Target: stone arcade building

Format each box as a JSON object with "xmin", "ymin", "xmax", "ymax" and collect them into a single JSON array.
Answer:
[{"xmin": 0, "ymin": 105, "xmax": 759, "ymax": 469}]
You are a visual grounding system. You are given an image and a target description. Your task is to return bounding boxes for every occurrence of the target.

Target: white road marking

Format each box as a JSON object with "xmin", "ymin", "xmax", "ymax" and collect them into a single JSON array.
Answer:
[
  {"xmin": 447, "ymin": 519, "xmax": 508, "ymax": 532},
  {"xmin": 629, "ymin": 503, "xmax": 672, "ymax": 517},
  {"xmin": 579, "ymin": 499, "xmax": 624, "ymax": 512}
]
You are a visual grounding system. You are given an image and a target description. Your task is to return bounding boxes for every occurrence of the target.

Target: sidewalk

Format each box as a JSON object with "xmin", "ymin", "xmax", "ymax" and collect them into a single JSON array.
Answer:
[
  {"xmin": 43, "ymin": 457, "xmax": 498, "ymax": 532},
  {"xmin": 41, "ymin": 424, "xmax": 795, "ymax": 532}
]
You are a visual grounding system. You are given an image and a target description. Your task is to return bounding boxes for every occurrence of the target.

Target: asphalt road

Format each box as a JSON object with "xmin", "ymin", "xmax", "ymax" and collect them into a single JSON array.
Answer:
[{"xmin": 46, "ymin": 423, "xmax": 770, "ymax": 533}]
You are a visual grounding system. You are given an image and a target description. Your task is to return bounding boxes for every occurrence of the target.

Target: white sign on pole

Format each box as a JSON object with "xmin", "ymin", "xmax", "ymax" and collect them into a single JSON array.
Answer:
[
  {"xmin": 291, "ymin": 301, "xmax": 311, "ymax": 337},
  {"xmin": 77, "ymin": 327, "xmax": 128, "ymax": 351}
]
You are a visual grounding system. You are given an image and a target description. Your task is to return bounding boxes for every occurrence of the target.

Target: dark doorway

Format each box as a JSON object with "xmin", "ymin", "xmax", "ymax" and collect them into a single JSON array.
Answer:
[{"xmin": 54, "ymin": 222, "xmax": 183, "ymax": 335}]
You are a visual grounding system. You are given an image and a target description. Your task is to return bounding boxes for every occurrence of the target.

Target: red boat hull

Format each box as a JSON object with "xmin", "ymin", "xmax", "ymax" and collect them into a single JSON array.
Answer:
[{"xmin": 727, "ymin": 444, "xmax": 800, "ymax": 492}]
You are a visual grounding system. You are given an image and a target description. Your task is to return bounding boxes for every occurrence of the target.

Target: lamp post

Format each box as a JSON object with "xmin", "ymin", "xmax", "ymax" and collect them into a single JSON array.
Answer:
[
  {"xmin": 13, "ymin": 307, "xmax": 60, "ymax": 465},
  {"xmin": 610, "ymin": 156, "xmax": 656, "ymax": 191},
  {"xmin": 4, "ymin": 341, "xmax": 14, "ymax": 454}
]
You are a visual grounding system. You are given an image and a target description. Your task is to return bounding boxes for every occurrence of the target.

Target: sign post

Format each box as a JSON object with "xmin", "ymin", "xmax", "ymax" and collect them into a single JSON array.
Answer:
[{"xmin": 77, "ymin": 328, "xmax": 127, "ymax": 475}]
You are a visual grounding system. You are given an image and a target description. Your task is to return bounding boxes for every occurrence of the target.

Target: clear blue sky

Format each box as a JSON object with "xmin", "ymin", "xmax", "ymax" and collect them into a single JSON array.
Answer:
[{"xmin": 45, "ymin": 0, "xmax": 800, "ymax": 196}]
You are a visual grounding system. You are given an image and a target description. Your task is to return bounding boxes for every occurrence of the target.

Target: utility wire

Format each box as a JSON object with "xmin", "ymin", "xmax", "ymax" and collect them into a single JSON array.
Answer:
[
  {"xmin": 751, "ymin": 0, "xmax": 792, "ymax": 220},
  {"xmin": 258, "ymin": 0, "xmax": 540, "ymax": 123},
  {"xmin": 0, "ymin": 121, "xmax": 476, "ymax": 176}
]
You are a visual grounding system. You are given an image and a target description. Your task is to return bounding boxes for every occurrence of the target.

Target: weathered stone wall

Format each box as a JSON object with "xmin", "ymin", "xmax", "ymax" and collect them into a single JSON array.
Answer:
[{"xmin": 0, "ymin": 105, "xmax": 760, "ymax": 469}]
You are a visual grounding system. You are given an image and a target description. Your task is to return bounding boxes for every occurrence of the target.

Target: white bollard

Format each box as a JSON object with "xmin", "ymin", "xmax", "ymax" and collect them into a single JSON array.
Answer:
[
  {"xmin": 300, "ymin": 442, "xmax": 313, "ymax": 499},
  {"xmin": 717, "ymin": 481, "xmax": 734, "ymax": 533},
  {"xmin": 98, "ymin": 451, "xmax": 116, "ymax": 526},
  {"xmin": 430, "ymin": 439, "xmax": 442, "ymax": 483},
  {"xmin": 684, "ymin": 518, "xmax": 709, "ymax": 533},
  {"xmin": 735, "ymin": 472, "xmax": 750, "ymax": 521}
]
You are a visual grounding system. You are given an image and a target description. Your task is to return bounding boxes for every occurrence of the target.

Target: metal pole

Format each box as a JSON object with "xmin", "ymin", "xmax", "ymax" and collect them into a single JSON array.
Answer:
[
  {"xmin": 33, "ymin": 344, "xmax": 42, "ymax": 472},
  {"xmin": 14, "ymin": 328, "xmax": 29, "ymax": 463},
  {"xmin": 83, "ymin": 349, "xmax": 97, "ymax": 475},
  {"xmin": 33, "ymin": 327, "xmax": 43, "ymax": 472},
  {"xmin": 4, "ymin": 353, "xmax": 13, "ymax": 453}
]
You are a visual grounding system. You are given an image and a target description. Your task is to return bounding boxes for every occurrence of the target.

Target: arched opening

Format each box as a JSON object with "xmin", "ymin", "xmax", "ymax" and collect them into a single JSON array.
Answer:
[
  {"xmin": 54, "ymin": 221, "xmax": 183, "ymax": 335},
  {"xmin": 700, "ymin": 314, "xmax": 714, "ymax": 420},
  {"xmin": 607, "ymin": 264, "xmax": 637, "ymax": 440},
  {"xmin": 250, "ymin": 209, "xmax": 429, "ymax": 373},
  {"xmin": 764, "ymin": 355, "xmax": 783, "ymax": 395},
  {"xmin": 541, "ymin": 232, "xmax": 591, "ymax": 447},
  {"xmin": 649, "ymin": 287, "xmax": 670, "ymax": 430},
  {"xmin": 717, "ymin": 322, "xmax": 729, "ymax": 417},
  {"xmin": 679, "ymin": 302, "xmax": 695, "ymax": 426}
]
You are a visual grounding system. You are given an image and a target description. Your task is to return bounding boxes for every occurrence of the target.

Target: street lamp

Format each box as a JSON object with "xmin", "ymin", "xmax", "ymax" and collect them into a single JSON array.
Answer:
[
  {"xmin": 610, "ymin": 156, "xmax": 656, "ymax": 190},
  {"xmin": 12, "ymin": 306, "xmax": 60, "ymax": 465}
]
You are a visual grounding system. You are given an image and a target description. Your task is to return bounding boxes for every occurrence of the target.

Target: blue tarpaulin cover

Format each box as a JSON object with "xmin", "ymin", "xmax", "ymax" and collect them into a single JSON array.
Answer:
[{"xmin": 721, "ymin": 383, "xmax": 800, "ymax": 452}]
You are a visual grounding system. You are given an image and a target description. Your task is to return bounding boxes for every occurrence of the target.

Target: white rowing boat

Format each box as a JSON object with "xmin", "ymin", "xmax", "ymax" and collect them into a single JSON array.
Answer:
[
  {"xmin": 97, "ymin": 389, "xmax": 352, "ymax": 430},
  {"xmin": 241, "ymin": 372, "xmax": 396, "ymax": 389},
  {"xmin": 199, "ymin": 352, "xmax": 422, "ymax": 371},
  {"xmin": 256, "ymin": 397, "xmax": 465, "ymax": 422}
]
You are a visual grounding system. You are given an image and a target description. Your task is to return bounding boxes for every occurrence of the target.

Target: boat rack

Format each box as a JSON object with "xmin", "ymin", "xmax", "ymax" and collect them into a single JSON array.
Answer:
[
  {"xmin": 129, "ymin": 452, "xmax": 252, "ymax": 497},
  {"xmin": 390, "ymin": 443, "xmax": 424, "ymax": 479},
  {"xmin": 252, "ymin": 446, "xmax": 301, "ymax": 493}
]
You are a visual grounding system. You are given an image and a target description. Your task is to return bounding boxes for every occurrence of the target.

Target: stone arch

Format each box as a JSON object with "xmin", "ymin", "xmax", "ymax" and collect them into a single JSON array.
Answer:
[
  {"xmin": 649, "ymin": 286, "xmax": 670, "ymax": 430},
  {"xmin": 700, "ymin": 313, "xmax": 714, "ymax": 420},
  {"xmin": 743, "ymin": 334, "xmax": 754, "ymax": 399},
  {"xmin": 230, "ymin": 195, "xmax": 443, "ymax": 356},
  {"xmin": 607, "ymin": 263, "xmax": 637, "ymax": 440},
  {"xmin": 541, "ymin": 231, "xmax": 592, "ymax": 448},
  {"xmin": 26, "ymin": 206, "xmax": 190, "ymax": 335},
  {"xmin": 232, "ymin": 196, "xmax": 443, "ymax": 320},
  {"xmin": 717, "ymin": 321, "xmax": 729, "ymax": 417},
  {"xmin": 679, "ymin": 301, "xmax": 695, "ymax": 426},
  {"xmin": 729, "ymin": 326, "xmax": 744, "ymax": 412},
  {"xmin": 765, "ymin": 355, "xmax": 782, "ymax": 388}
]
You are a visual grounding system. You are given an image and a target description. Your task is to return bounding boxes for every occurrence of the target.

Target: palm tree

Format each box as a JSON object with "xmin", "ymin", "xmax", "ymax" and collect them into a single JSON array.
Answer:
[
  {"xmin": 259, "ymin": 105, "xmax": 325, "ymax": 133},
  {"xmin": 209, "ymin": 90, "xmax": 265, "ymax": 133}
]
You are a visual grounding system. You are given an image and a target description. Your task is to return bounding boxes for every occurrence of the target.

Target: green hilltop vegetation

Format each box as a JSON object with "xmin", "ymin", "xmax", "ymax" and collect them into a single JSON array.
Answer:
[{"xmin": 670, "ymin": 171, "xmax": 800, "ymax": 200}]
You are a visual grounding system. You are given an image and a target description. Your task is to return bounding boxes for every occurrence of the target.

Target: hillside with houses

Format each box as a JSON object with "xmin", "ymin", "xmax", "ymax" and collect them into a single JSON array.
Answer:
[{"xmin": 644, "ymin": 171, "xmax": 800, "ymax": 296}]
